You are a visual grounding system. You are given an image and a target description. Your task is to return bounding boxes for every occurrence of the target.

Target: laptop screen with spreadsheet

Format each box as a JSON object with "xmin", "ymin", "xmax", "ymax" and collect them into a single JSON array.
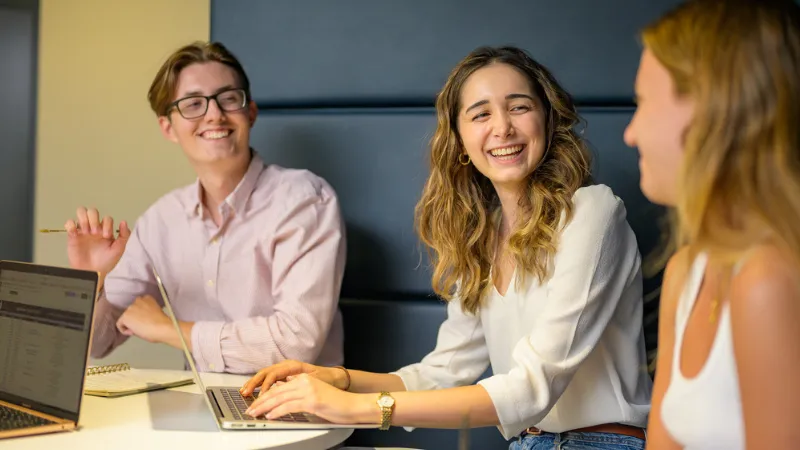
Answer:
[{"xmin": 0, "ymin": 261, "xmax": 98, "ymax": 423}]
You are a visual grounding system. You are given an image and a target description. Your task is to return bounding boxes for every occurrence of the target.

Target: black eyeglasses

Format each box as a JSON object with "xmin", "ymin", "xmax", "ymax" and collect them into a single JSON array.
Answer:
[{"xmin": 169, "ymin": 88, "xmax": 248, "ymax": 119}]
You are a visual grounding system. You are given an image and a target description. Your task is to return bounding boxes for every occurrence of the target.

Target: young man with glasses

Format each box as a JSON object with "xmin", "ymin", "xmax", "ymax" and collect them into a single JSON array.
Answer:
[{"xmin": 63, "ymin": 42, "xmax": 346, "ymax": 374}]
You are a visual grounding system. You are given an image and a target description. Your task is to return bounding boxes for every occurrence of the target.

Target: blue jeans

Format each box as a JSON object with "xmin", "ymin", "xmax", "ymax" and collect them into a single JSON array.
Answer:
[{"xmin": 508, "ymin": 431, "xmax": 645, "ymax": 450}]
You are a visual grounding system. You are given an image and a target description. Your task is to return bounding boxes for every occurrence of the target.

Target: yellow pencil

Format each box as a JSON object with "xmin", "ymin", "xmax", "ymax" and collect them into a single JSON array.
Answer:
[{"xmin": 38, "ymin": 228, "xmax": 120, "ymax": 234}]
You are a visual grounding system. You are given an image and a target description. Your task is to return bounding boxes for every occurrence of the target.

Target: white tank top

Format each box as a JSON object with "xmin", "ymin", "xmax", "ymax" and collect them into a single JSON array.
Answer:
[{"xmin": 660, "ymin": 252, "xmax": 745, "ymax": 449}]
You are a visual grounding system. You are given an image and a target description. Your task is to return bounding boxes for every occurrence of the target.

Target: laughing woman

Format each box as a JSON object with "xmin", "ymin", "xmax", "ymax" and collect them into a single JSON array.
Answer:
[{"xmin": 241, "ymin": 46, "xmax": 653, "ymax": 449}]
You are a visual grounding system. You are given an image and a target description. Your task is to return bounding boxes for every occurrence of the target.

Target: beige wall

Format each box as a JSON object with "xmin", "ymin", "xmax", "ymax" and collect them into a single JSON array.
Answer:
[{"xmin": 35, "ymin": 0, "xmax": 210, "ymax": 368}]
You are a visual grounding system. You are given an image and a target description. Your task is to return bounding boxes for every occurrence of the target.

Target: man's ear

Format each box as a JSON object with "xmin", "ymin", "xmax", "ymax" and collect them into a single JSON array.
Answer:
[
  {"xmin": 158, "ymin": 115, "xmax": 179, "ymax": 143},
  {"xmin": 248, "ymin": 101, "xmax": 257, "ymax": 128}
]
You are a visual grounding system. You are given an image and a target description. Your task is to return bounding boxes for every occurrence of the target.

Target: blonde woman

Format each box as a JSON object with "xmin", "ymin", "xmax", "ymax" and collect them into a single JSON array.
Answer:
[
  {"xmin": 241, "ymin": 46, "xmax": 652, "ymax": 449},
  {"xmin": 624, "ymin": 0, "xmax": 800, "ymax": 448}
]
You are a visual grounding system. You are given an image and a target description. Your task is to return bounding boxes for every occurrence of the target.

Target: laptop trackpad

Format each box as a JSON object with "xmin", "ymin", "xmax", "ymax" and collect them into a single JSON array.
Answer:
[{"xmin": 146, "ymin": 390, "xmax": 218, "ymax": 432}]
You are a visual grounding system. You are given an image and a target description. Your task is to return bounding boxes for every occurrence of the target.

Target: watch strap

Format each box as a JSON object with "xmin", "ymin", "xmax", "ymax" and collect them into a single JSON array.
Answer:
[{"xmin": 378, "ymin": 391, "xmax": 393, "ymax": 430}]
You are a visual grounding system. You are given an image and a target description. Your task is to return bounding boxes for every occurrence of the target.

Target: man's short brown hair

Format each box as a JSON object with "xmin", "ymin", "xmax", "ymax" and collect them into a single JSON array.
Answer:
[{"xmin": 147, "ymin": 41, "xmax": 251, "ymax": 117}]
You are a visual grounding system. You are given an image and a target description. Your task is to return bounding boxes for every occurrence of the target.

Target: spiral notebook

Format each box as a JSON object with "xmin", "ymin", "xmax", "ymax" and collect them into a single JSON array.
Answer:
[{"xmin": 83, "ymin": 363, "xmax": 194, "ymax": 398}]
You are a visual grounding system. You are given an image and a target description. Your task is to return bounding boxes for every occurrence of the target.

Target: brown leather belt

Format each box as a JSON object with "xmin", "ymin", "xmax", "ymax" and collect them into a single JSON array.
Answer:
[{"xmin": 522, "ymin": 423, "xmax": 646, "ymax": 440}]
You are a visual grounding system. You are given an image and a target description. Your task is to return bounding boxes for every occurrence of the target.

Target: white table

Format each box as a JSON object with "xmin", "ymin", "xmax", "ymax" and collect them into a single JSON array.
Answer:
[{"xmin": 2, "ymin": 372, "xmax": 353, "ymax": 450}]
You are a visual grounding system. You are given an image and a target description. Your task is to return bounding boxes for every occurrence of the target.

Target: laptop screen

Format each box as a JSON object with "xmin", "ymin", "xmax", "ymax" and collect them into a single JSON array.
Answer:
[{"xmin": 0, "ymin": 261, "xmax": 98, "ymax": 421}]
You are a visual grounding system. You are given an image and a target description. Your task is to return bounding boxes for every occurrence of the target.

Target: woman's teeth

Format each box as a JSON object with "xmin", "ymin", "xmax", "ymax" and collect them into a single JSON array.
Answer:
[{"xmin": 489, "ymin": 145, "xmax": 523, "ymax": 159}]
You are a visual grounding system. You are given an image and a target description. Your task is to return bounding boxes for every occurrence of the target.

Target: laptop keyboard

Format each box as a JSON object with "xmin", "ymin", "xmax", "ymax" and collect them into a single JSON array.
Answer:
[
  {"xmin": 219, "ymin": 388, "xmax": 310, "ymax": 422},
  {"xmin": 0, "ymin": 404, "xmax": 56, "ymax": 431}
]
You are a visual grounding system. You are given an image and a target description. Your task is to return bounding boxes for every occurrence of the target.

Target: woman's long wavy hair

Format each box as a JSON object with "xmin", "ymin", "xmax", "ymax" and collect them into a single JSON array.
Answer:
[
  {"xmin": 415, "ymin": 46, "xmax": 591, "ymax": 314},
  {"xmin": 643, "ymin": 0, "xmax": 800, "ymax": 267}
]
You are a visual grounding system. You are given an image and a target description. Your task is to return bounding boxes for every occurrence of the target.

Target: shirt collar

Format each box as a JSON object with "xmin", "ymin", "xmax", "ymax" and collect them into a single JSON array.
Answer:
[{"xmin": 183, "ymin": 151, "xmax": 265, "ymax": 218}]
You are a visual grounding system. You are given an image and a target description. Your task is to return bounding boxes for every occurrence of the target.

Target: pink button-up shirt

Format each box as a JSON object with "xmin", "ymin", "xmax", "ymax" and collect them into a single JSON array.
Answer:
[{"xmin": 91, "ymin": 154, "xmax": 345, "ymax": 373}]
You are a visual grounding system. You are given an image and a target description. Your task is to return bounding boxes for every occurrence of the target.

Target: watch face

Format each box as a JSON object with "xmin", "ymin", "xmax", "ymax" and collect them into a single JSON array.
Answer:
[{"xmin": 379, "ymin": 395, "xmax": 395, "ymax": 408}]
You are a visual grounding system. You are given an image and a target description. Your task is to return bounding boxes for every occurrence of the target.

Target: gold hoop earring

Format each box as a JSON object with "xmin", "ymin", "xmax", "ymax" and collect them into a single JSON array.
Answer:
[{"xmin": 458, "ymin": 154, "xmax": 471, "ymax": 166}]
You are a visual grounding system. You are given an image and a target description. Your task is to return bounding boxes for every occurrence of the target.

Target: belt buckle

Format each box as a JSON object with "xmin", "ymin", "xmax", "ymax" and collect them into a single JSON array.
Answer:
[{"xmin": 524, "ymin": 427, "xmax": 543, "ymax": 435}]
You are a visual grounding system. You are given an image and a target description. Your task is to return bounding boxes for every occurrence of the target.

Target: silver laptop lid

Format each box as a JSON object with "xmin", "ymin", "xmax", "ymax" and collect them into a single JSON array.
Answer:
[{"xmin": 151, "ymin": 268, "xmax": 216, "ymax": 417}]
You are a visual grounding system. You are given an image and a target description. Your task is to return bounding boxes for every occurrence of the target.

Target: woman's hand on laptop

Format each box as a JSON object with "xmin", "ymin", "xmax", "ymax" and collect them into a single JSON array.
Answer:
[
  {"xmin": 244, "ymin": 373, "xmax": 377, "ymax": 425},
  {"xmin": 240, "ymin": 360, "xmax": 346, "ymax": 397},
  {"xmin": 65, "ymin": 206, "xmax": 131, "ymax": 288}
]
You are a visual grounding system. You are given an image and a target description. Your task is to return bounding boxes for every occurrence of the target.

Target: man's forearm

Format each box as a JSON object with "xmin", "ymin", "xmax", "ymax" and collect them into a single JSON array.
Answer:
[{"xmin": 159, "ymin": 321, "xmax": 194, "ymax": 352}]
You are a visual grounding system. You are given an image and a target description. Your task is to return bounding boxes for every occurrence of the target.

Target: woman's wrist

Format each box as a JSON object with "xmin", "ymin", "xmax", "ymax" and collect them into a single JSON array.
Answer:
[
  {"xmin": 352, "ymin": 393, "xmax": 381, "ymax": 424},
  {"xmin": 331, "ymin": 366, "xmax": 351, "ymax": 391}
]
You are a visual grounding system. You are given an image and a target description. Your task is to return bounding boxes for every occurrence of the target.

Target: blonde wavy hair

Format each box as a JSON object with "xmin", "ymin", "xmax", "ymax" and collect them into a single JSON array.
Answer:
[
  {"xmin": 415, "ymin": 46, "xmax": 591, "ymax": 314},
  {"xmin": 642, "ymin": 0, "xmax": 800, "ymax": 267}
]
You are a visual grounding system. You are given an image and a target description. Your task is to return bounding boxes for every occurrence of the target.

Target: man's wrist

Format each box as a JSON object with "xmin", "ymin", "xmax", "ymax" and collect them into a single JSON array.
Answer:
[
  {"xmin": 159, "ymin": 318, "xmax": 189, "ymax": 345},
  {"xmin": 154, "ymin": 321, "xmax": 173, "ymax": 345}
]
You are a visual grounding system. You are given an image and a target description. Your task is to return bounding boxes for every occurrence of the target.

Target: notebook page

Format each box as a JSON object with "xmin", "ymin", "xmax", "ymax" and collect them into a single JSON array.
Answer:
[{"xmin": 84, "ymin": 369, "xmax": 193, "ymax": 393}]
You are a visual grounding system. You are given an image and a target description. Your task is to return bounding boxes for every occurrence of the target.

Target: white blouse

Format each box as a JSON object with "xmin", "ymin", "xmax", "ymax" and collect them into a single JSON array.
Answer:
[{"xmin": 393, "ymin": 185, "xmax": 653, "ymax": 439}]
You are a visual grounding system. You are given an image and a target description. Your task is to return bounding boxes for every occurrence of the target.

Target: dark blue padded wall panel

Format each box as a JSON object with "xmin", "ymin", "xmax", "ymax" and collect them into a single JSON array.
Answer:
[
  {"xmin": 212, "ymin": 0, "xmax": 684, "ymax": 106},
  {"xmin": 581, "ymin": 108, "xmax": 666, "ymax": 280},
  {"xmin": 250, "ymin": 108, "xmax": 663, "ymax": 297},
  {"xmin": 250, "ymin": 109, "xmax": 435, "ymax": 296}
]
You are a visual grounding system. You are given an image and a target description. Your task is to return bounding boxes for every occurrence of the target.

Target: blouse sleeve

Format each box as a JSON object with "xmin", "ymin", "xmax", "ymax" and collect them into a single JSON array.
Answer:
[{"xmin": 392, "ymin": 296, "xmax": 491, "ymax": 390}]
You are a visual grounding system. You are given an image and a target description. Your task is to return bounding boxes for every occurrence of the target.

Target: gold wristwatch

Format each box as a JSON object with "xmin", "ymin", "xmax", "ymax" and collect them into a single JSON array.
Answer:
[{"xmin": 376, "ymin": 391, "xmax": 395, "ymax": 430}]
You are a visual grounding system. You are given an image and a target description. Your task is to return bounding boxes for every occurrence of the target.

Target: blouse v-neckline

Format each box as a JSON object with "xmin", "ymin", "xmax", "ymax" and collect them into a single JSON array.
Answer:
[
  {"xmin": 492, "ymin": 264, "xmax": 517, "ymax": 298},
  {"xmin": 490, "ymin": 212, "xmax": 518, "ymax": 298}
]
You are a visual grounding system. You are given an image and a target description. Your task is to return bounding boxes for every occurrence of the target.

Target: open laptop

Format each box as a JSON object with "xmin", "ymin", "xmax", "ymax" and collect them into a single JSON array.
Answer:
[
  {"xmin": 0, "ymin": 260, "xmax": 99, "ymax": 439},
  {"xmin": 153, "ymin": 267, "xmax": 377, "ymax": 430}
]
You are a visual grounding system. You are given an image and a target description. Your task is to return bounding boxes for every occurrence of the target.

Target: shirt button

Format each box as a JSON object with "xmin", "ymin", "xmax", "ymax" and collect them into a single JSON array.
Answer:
[
  {"xmin": 211, "ymin": 237, "xmax": 219, "ymax": 244},
  {"xmin": 207, "ymin": 280, "xmax": 214, "ymax": 287},
  {"xmin": 209, "ymin": 363, "xmax": 215, "ymax": 370}
]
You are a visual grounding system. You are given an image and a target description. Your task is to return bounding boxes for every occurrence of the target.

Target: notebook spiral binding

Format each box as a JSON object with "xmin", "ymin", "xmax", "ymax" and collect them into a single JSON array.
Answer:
[{"xmin": 86, "ymin": 362, "xmax": 130, "ymax": 376}]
